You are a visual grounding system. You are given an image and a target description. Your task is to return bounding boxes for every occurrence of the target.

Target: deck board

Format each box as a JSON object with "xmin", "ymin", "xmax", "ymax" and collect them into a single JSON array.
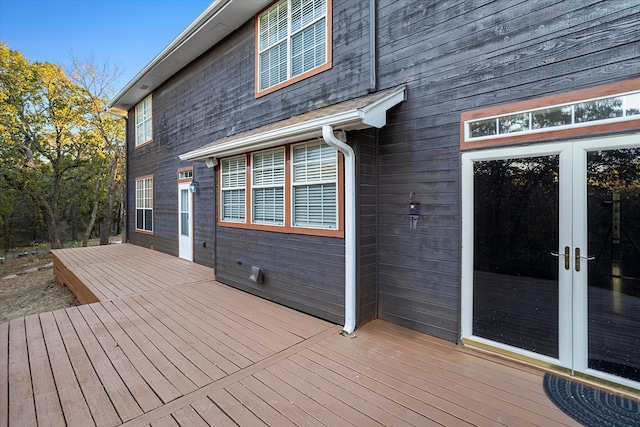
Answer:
[
  {"xmin": 49, "ymin": 310, "xmax": 121, "ymax": 426},
  {"xmin": 1, "ymin": 244, "xmax": 596, "ymax": 426},
  {"xmin": 24, "ymin": 315, "xmax": 66, "ymax": 426},
  {"xmin": 8, "ymin": 318, "xmax": 37, "ymax": 426},
  {"xmin": 0, "ymin": 322, "xmax": 9, "ymax": 427},
  {"xmin": 39, "ymin": 312, "xmax": 95, "ymax": 427},
  {"xmin": 61, "ymin": 307, "xmax": 145, "ymax": 422}
]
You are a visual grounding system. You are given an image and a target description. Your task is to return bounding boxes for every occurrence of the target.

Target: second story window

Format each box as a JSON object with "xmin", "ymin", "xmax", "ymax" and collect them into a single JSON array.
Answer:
[
  {"xmin": 135, "ymin": 95, "xmax": 153, "ymax": 146},
  {"xmin": 257, "ymin": 0, "xmax": 330, "ymax": 95}
]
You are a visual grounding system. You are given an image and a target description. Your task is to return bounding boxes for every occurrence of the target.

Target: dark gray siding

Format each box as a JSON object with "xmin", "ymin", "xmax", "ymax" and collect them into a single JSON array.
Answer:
[
  {"xmin": 352, "ymin": 129, "xmax": 378, "ymax": 324},
  {"xmin": 126, "ymin": 124, "xmax": 216, "ymax": 268},
  {"xmin": 373, "ymin": 0, "xmax": 640, "ymax": 341},
  {"xmin": 126, "ymin": 0, "xmax": 640, "ymax": 341},
  {"xmin": 215, "ymin": 228, "xmax": 345, "ymax": 324},
  {"xmin": 126, "ymin": 0, "xmax": 375, "ymax": 324}
]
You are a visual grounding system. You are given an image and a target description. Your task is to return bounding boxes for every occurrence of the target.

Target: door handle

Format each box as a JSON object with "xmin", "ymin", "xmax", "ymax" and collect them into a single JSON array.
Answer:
[
  {"xmin": 551, "ymin": 246, "xmax": 570, "ymax": 270},
  {"xmin": 575, "ymin": 247, "xmax": 595, "ymax": 272}
]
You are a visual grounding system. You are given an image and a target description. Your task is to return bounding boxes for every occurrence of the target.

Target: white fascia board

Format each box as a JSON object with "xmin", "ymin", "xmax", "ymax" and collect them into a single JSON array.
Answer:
[
  {"xmin": 360, "ymin": 85, "xmax": 407, "ymax": 127},
  {"xmin": 107, "ymin": 0, "xmax": 271, "ymax": 113},
  {"xmin": 179, "ymin": 110, "xmax": 363, "ymax": 161},
  {"xmin": 180, "ymin": 85, "xmax": 406, "ymax": 162}
]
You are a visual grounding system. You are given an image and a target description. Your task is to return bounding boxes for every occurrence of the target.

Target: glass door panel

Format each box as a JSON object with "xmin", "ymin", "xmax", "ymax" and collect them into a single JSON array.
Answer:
[
  {"xmin": 178, "ymin": 183, "xmax": 193, "ymax": 261},
  {"xmin": 472, "ymin": 155, "xmax": 560, "ymax": 358},
  {"xmin": 586, "ymin": 148, "xmax": 640, "ymax": 382},
  {"xmin": 180, "ymin": 189, "xmax": 190, "ymax": 236}
]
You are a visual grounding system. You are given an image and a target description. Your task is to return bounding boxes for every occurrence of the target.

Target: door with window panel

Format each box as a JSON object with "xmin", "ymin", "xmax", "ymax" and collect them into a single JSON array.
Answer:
[
  {"xmin": 178, "ymin": 182, "xmax": 193, "ymax": 261},
  {"xmin": 462, "ymin": 133, "xmax": 640, "ymax": 389}
]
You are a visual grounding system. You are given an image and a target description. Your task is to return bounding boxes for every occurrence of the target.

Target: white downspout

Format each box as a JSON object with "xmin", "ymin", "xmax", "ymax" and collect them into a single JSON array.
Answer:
[{"xmin": 322, "ymin": 125, "xmax": 356, "ymax": 335}]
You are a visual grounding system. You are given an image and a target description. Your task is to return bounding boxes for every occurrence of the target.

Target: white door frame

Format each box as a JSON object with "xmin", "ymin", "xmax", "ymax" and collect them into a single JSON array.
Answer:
[
  {"xmin": 178, "ymin": 182, "xmax": 194, "ymax": 261},
  {"xmin": 461, "ymin": 132, "xmax": 640, "ymax": 388}
]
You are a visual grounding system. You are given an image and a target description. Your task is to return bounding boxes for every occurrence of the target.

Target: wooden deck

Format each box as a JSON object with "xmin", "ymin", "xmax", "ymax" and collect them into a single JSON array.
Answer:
[{"xmin": 1, "ymin": 244, "xmax": 584, "ymax": 426}]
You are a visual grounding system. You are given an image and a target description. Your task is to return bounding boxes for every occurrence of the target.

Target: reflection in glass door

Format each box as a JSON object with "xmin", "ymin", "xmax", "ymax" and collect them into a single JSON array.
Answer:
[
  {"xmin": 586, "ymin": 148, "xmax": 640, "ymax": 382},
  {"xmin": 472, "ymin": 155, "xmax": 560, "ymax": 358},
  {"xmin": 462, "ymin": 134, "xmax": 640, "ymax": 389}
]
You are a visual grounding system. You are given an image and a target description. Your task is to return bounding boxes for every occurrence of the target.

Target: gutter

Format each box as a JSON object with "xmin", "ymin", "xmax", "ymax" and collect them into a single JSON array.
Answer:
[{"xmin": 322, "ymin": 125, "xmax": 356, "ymax": 336}]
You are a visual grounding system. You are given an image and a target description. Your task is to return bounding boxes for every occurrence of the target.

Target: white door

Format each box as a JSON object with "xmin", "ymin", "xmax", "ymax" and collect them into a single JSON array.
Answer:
[
  {"xmin": 178, "ymin": 182, "xmax": 193, "ymax": 261},
  {"xmin": 461, "ymin": 133, "xmax": 640, "ymax": 389}
]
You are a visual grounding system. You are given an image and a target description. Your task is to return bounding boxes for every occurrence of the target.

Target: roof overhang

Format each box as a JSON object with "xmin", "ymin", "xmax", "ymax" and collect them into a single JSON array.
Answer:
[
  {"xmin": 179, "ymin": 85, "xmax": 407, "ymax": 162},
  {"xmin": 107, "ymin": 0, "xmax": 272, "ymax": 117}
]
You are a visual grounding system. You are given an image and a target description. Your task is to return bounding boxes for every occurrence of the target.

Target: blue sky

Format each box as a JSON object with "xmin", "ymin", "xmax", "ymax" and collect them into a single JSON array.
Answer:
[{"xmin": 0, "ymin": 0, "xmax": 212, "ymax": 92}]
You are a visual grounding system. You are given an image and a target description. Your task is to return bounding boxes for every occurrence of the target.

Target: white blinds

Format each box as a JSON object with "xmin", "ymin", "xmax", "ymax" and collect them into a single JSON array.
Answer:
[
  {"xmin": 291, "ymin": 141, "xmax": 337, "ymax": 228},
  {"xmin": 258, "ymin": 0, "xmax": 327, "ymax": 91},
  {"xmin": 252, "ymin": 148, "xmax": 285, "ymax": 224},
  {"xmin": 291, "ymin": 0, "xmax": 326, "ymax": 77},
  {"xmin": 135, "ymin": 95, "xmax": 152, "ymax": 145},
  {"xmin": 221, "ymin": 156, "xmax": 246, "ymax": 222}
]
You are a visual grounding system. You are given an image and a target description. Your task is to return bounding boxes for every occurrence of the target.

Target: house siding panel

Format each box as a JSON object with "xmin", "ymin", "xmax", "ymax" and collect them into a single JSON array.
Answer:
[
  {"xmin": 127, "ymin": 0, "xmax": 377, "ymax": 325},
  {"xmin": 372, "ymin": 0, "xmax": 640, "ymax": 341},
  {"xmin": 124, "ymin": 0, "xmax": 640, "ymax": 342},
  {"xmin": 215, "ymin": 227, "xmax": 346, "ymax": 324}
]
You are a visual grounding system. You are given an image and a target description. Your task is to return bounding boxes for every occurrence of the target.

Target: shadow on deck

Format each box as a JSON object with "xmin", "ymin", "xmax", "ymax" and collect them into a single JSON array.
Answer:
[{"xmin": 1, "ymin": 244, "xmax": 582, "ymax": 426}]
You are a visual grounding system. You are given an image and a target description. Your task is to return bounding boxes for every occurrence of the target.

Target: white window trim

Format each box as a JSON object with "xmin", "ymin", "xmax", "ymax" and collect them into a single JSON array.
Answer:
[
  {"xmin": 251, "ymin": 147, "xmax": 286, "ymax": 226},
  {"xmin": 465, "ymin": 90, "xmax": 640, "ymax": 143},
  {"xmin": 220, "ymin": 155, "xmax": 247, "ymax": 223},
  {"xmin": 218, "ymin": 141, "xmax": 341, "ymax": 235},
  {"xmin": 257, "ymin": 0, "xmax": 329, "ymax": 93},
  {"xmin": 135, "ymin": 177, "xmax": 153, "ymax": 232},
  {"xmin": 135, "ymin": 95, "xmax": 153, "ymax": 146},
  {"xmin": 290, "ymin": 140, "xmax": 338, "ymax": 230}
]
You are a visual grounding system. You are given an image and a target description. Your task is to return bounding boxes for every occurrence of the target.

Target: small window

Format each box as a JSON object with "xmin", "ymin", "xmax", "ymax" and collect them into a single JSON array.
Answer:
[
  {"xmin": 257, "ymin": 0, "xmax": 330, "ymax": 94},
  {"xmin": 252, "ymin": 148, "xmax": 285, "ymax": 225},
  {"xmin": 291, "ymin": 140, "xmax": 337, "ymax": 229},
  {"xmin": 135, "ymin": 177, "xmax": 153, "ymax": 232},
  {"xmin": 178, "ymin": 169, "xmax": 193, "ymax": 180},
  {"xmin": 135, "ymin": 95, "xmax": 153, "ymax": 146},
  {"xmin": 221, "ymin": 155, "xmax": 246, "ymax": 222},
  {"xmin": 464, "ymin": 90, "xmax": 640, "ymax": 144}
]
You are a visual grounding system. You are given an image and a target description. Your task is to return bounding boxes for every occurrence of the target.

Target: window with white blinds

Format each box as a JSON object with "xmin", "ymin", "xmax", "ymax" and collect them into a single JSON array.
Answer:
[
  {"xmin": 291, "ymin": 140, "xmax": 337, "ymax": 229},
  {"xmin": 252, "ymin": 148, "xmax": 285, "ymax": 225},
  {"xmin": 135, "ymin": 177, "xmax": 153, "ymax": 232},
  {"xmin": 257, "ymin": 0, "xmax": 328, "ymax": 92},
  {"xmin": 135, "ymin": 95, "xmax": 153, "ymax": 146},
  {"xmin": 219, "ymin": 141, "xmax": 339, "ymax": 234},
  {"xmin": 221, "ymin": 156, "xmax": 246, "ymax": 222}
]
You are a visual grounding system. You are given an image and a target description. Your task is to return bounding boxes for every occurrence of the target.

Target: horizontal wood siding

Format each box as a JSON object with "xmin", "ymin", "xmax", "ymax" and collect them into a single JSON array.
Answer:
[
  {"xmin": 215, "ymin": 227, "xmax": 345, "ymax": 324},
  {"xmin": 352, "ymin": 129, "xmax": 378, "ymax": 325},
  {"xmin": 373, "ymin": 0, "xmax": 640, "ymax": 341},
  {"xmin": 126, "ymin": 0, "xmax": 374, "ymax": 321},
  {"xmin": 125, "ymin": 0, "xmax": 640, "ymax": 341}
]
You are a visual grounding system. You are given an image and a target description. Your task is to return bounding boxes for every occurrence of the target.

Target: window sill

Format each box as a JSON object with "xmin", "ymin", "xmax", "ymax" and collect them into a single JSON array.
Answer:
[
  {"xmin": 219, "ymin": 220, "xmax": 343, "ymax": 238},
  {"xmin": 254, "ymin": 62, "xmax": 332, "ymax": 98}
]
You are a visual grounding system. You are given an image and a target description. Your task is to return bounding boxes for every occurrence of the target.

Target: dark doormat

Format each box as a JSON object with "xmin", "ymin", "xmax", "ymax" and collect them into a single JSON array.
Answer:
[{"xmin": 543, "ymin": 373, "xmax": 640, "ymax": 426}]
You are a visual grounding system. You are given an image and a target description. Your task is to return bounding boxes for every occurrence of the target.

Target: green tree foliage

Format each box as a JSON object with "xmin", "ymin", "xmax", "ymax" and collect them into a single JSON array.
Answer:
[
  {"xmin": 0, "ymin": 43, "xmax": 124, "ymax": 249},
  {"xmin": 68, "ymin": 55, "xmax": 125, "ymax": 246}
]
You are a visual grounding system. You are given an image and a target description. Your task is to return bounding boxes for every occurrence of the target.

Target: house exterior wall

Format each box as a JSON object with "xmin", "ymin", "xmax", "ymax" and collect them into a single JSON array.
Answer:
[
  {"xmin": 126, "ymin": 0, "xmax": 375, "ymax": 324},
  {"xmin": 125, "ymin": 0, "xmax": 640, "ymax": 337},
  {"xmin": 371, "ymin": 0, "xmax": 640, "ymax": 342}
]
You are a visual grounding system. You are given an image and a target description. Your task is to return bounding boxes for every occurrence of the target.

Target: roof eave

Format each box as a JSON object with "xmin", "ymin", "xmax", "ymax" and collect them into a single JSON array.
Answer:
[{"xmin": 107, "ymin": 0, "xmax": 272, "ymax": 114}]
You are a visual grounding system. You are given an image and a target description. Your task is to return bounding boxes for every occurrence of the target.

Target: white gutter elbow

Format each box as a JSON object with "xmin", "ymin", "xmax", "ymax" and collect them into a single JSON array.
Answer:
[{"xmin": 322, "ymin": 125, "xmax": 356, "ymax": 336}]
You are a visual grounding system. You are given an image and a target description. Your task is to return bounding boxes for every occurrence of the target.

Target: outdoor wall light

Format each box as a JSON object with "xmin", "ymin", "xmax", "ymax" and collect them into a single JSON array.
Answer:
[
  {"xmin": 189, "ymin": 180, "xmax": 199, "ymax": 193},
  {"xmin": 205, "ymin": 157, "xmax": 218, "ymax": 168}
]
